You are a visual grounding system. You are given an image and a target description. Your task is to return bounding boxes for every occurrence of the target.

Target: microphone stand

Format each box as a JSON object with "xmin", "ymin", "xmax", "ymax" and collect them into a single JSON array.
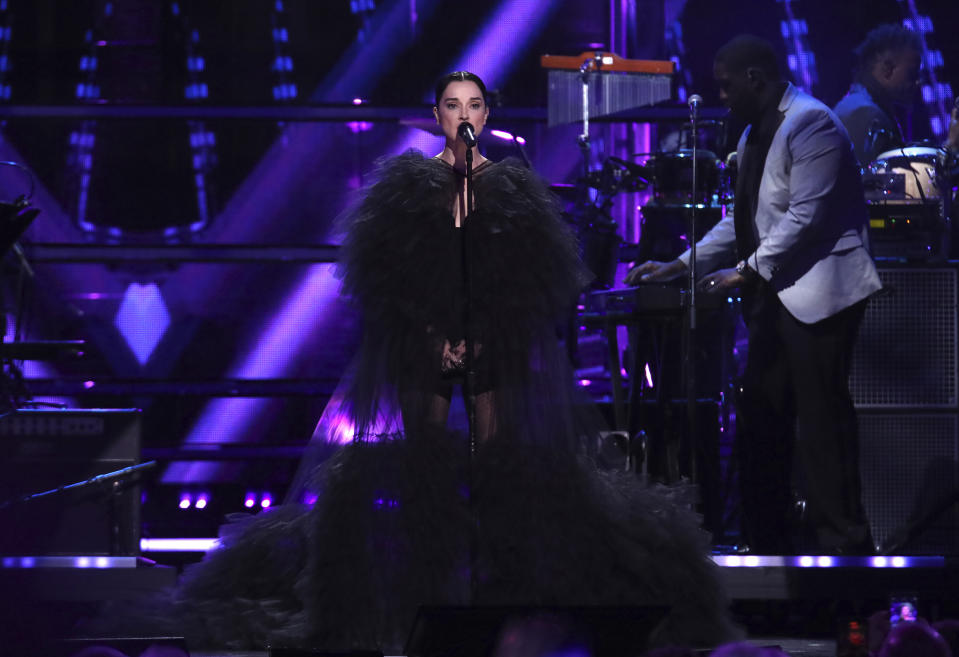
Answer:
[
  {"xmin": 460, "ymin": 137, "xmax": 479, "ymax": 604},
  {"xmin": 685, "ymin": 99, "xmax": 700, "ymax": 485}
]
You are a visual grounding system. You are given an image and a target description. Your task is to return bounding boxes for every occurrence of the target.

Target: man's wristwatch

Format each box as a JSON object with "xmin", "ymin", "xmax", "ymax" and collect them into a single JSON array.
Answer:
[{"xmin": 736, "ymin": 260, "xmax": 758, "ymax": 281}]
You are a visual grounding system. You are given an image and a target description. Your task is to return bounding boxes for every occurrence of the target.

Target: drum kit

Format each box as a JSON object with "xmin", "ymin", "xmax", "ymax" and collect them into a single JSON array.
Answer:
[
  {"xmin": 863, "ymin": 145, "xmax": 955, "ymax": 260},
  {"xmin": 563, "ymin": 141, "xmax": 732, "ymax": 286},
  {"xmin": 566, "ymin": 138, "xmax": 956, "ymax": 281}
]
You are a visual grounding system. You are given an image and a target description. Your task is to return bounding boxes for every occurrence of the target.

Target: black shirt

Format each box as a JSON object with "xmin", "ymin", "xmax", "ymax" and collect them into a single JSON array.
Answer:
[{"xmin": 735, "ymin": 84, "xmax": 787, "ymax": 261}]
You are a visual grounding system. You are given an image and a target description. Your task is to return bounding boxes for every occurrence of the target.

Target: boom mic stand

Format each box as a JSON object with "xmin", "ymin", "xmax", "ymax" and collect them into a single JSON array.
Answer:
[
  {"xmin": 685, "ymin": 95, "xmax": 702, "ymax": 484},
  {"xmin": 456, "ymin": 121, "xmax": 479, "ymax": 603}
]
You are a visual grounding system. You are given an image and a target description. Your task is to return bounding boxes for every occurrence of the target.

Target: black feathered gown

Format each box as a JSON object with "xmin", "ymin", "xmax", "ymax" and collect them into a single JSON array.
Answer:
[{"xmin": 154, "ymin": 152, "xmax": 739, "ymax": 653}]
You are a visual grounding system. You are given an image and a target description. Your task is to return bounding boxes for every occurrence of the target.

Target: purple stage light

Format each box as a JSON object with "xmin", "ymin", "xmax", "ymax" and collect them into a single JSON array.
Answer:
[
  {"xmin": 348, "ymin": 121, "xmax": 374, "ymax": 133},
  {"xmin": 644, "ymin": 363, "xmax": 654, "ymax": 389},
  {"xmin": 892, "ymin": 556, "xmax": 907, "ymax": 568},
  {"xmin": 76, "ymin": 557, "xmax": 91, "ymax": 568},
  {"xmin": 816, "ymin": 556, "xmax": 834, "ymax": 568},
  {"xmin": 115, "ymin": 282, "xmax": 170, "ymax": 366},
  {"xmin": 798, "ymin": 556, "xmax": 814, "ymax": 567},
  {"xmin": 178, "ymin": 494, "xmax": 192, "ymax": 510},
  {"xmin": 141, "ymin": 538, "xmax": 220, "ymax": 552},
  {"xmin": 871, "ymin": 556, "xmax": 888, "ymax": 568},
  {"xmin": 260, "ymin": 494, "xmax": 272, "ymax": 508},
  {"xmin": 490, "ymin": 129, "xmax": 514, "ymax": 140},
  {"xmin": 244, "ymin": 493, "xmax": 256, "ymax": 508},
  {"xmin": 195, "ymin": 495, "xmax": 208, "ymax": 510},
  {"xmin": 578, "ymin": 379, "xmax": 591, "ymax": 387},
  {"xmin": 352, "ymin": 97, "xmax": 364, "ymax": 105}
]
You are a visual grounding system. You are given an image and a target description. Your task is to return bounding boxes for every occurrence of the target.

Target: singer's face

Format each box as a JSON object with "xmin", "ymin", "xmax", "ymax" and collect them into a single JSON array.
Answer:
[
  {"xmin": 714, "ymin": 60, "xmax": 759, "ymax": 122},
  {"xmin": 433, "ymin": 80, "xmax": 488, "ymax": 144}
]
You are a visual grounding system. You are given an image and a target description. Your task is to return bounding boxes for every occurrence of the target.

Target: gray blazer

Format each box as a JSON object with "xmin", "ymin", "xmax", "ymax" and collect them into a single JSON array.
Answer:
[{"xmin": 679, "ymin": 83, "xmax": 881, "ymax": 324}]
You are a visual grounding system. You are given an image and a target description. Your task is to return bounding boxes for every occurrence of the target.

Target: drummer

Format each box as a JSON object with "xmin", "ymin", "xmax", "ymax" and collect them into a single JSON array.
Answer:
[{"xmin": 834, "ymin": 23, "xmax": 959, "ymax": 165}]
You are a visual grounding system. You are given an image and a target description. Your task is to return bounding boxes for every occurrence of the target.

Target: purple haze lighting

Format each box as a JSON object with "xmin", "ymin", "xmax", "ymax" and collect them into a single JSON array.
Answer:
[
  {"xmin": 260, "ymin": 495, "xmax": 272, "ymax": 508},
  {"xmin": 244, "ymin": 494, "xmax": 256, "ymax": 508},
  {"xmin": 115, "ymin": 282, "xmax": 170, "ymax": 366},
  {"xmin": 195, "ymin": 495, "xmax": 208, "ymax": 510},
  {"xmin": 578, "ymin": 379, "xmax": 591, "ymax": 387},
  {"xmin": 393, "ymin": 0, "xmax": 559, "ymax": 157},
  {"xmin": 165, "ymin": 264, "xmax": 339, "ymax": 483},
  {"xmin": 178, "ymin": 495, "xmax": 191, "ymax": 510},
  {"xmin": 163, "ymin": 0, "xmax": 447, "ymax": 485},
  {"xmin": 490, "ymin": 129, "xmax": 514, "ymax": 140},
  {"xmin": 352, "ymin": 97, "xmax": 363, "ymax": 105},
  {"xmin": 515, "ymin": 136, "xmax": 526, "ymax": 145},
  {"xmin": 83, "ymin": 380, "xmax": 95, "ymax": 389}
]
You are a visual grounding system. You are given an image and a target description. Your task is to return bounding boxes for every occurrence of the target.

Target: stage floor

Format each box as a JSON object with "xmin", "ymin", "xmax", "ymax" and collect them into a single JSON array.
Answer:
[
  {"xmin": 183, "ymin": 639, "xmax": 839, "ymax": 657},
  {"xmin": 3, "ymin": 555, "xmax": 956, "ymax": 657}
]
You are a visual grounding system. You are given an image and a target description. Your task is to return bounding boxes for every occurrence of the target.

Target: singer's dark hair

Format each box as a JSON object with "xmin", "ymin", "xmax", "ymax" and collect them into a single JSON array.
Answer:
[
  {"xmin": 434, "ymin": 71, "xmax": 488, "ymax": 107},
  {"xmin": 854, "ymin": 24, "xmax": 922, "ymax": 76},
  {"xmin": 714, "ymin": 35, "xmax": 782, "ymax": 80}
]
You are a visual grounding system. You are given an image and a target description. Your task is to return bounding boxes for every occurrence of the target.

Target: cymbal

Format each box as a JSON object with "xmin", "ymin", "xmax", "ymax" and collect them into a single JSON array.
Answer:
[{"xmin": 549, "ymin": 183, "xmax": 579, "ymax": 201}]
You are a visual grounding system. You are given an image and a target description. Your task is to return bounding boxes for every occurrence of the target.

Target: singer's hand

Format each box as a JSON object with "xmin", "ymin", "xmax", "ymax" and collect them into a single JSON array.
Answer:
[{"xmin": 625, "ymin": 259, "xmax": 687, "ymax": 286}]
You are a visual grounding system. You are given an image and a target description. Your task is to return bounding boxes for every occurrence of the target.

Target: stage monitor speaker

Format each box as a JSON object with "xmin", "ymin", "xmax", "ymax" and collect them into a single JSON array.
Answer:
[
  {"xmin": 404, "ymin": 605, "xmax": 668, "ymax": 657},
  {"xmin": 0, "ymin": 409, "xmax": 142, "ymax": 556},
  {"xmin": 851, "ymin": 267, "xmax": 957, "ymax": 409},
  {"xmin": 859, "ymin": 412, "xmax": 959, "ymax": 554}
]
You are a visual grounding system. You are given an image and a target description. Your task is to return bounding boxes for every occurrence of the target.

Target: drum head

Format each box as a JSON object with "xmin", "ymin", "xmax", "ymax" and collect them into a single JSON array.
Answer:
[
  {"xmin": 868, "ymin": 145, "xmax": 941, "ymax": 203},
  {"xmin": 874, "ymin": 145, "xmax": 940, "ymax": 161}
]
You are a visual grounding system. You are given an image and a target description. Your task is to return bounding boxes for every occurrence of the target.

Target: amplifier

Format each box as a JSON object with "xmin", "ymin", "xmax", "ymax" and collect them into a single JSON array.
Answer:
[
  {"xmin": 866, "ymin": 201, "xmax": 947, "ymax": 260},
  {"xmin": 0, "ymin": 409, "xmax": 142, "ymax": 555},
  {"xmin": 859, "ymin": 412, "xmax": 959, "ymax": 555},
  {"xmin": 851, "ymin": 267, "xmax": 957, "ymax": 408}
]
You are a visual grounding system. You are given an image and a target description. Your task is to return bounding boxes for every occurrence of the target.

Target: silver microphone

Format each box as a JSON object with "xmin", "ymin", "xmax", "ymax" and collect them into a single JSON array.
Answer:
[{"xmin": 688, "ymin": 94, "xmax": 702, "ymax": 122}]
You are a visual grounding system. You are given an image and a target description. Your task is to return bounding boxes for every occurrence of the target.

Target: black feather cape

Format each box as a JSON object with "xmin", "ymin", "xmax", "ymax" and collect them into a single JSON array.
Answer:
[{"xmin": 98, "ymin": 152, "xmax": 739, "ymax": 654}]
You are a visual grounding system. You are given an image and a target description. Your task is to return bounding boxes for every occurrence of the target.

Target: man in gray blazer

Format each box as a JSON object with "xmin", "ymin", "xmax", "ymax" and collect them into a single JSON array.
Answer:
[{"xmin": 626, "ymin": 35, "xmax": 882, "ymax": 554}]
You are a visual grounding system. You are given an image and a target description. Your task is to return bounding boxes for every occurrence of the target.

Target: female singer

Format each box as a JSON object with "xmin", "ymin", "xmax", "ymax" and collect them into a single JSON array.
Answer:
[{"xmin": 112, "ymin": 71, "xmax": 738, "ymax": 655}]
